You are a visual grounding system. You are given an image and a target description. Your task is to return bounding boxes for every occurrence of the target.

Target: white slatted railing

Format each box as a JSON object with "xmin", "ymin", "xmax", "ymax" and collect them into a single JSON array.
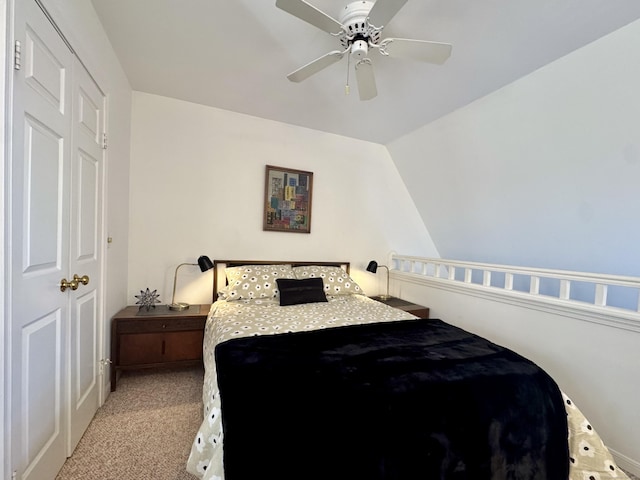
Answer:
[{"xmin": 391, "ymin": 255, "xmax": 640, "ymax": 315}]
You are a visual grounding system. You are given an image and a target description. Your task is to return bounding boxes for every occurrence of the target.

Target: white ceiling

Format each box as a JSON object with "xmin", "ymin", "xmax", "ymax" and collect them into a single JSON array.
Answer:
[{"xmin": 90, "ymin": 0, "xmax": 640, "ymax": 144}]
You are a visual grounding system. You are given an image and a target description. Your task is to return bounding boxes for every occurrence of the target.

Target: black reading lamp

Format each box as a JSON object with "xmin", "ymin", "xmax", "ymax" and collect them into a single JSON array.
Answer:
[
  {"xmin": 169, "ymin": 255, "xmax": 214, "ymax": 311},
  {"xmin": 366, "ymin": 260, "xmax": 391, "ymax": 300}
]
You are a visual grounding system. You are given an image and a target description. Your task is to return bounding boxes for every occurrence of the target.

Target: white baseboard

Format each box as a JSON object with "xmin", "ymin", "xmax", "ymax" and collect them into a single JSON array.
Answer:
[
  {"xmin": 608, "ymin": 448, "xmax": 639, "ymax": 477},
  {"xmin": 609, "ymin": 448, "xmax": 640, "ymax": 476}
]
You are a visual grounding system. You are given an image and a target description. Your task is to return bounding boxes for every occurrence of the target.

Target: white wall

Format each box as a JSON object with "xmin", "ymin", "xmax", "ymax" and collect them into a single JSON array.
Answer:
[
  {"xmin": 388, "ymin": 19, "xmax": 640, "ymax": 278},
  {"xmin": 393, "ymin": 274, "xmax": 640, "ymax": 474},
  {"xmin": 128, "ymin": 92, "xmax": 439, "ymax": 305}
]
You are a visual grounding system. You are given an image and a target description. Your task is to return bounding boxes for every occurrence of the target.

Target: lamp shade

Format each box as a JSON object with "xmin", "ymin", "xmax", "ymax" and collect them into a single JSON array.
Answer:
[
  {"xmin": 198, "ymin": 255, "xmax": 214, "ymax": 272},
  {"xmin": 366, "ymin": 259, "xmax": 390, "ymax": 300},
  {"xmin": 169, "ymin": 255, "xmax": 214, "ymax": 311}
]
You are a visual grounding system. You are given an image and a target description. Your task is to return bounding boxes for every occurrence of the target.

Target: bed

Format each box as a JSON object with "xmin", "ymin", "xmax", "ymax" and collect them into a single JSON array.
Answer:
[{"xmin": 186, "ymin": 260, "xmax": 629, "ymax": 480}]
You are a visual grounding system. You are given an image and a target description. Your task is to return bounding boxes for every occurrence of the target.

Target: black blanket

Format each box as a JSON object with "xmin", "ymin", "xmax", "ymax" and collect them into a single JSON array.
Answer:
[{"xmin": 216, "ymin": 319, "xmax": 569, "ymax": 480}]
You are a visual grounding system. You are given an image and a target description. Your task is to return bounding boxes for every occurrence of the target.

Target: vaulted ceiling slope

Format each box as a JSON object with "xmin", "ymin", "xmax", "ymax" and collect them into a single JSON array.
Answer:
[{"xmin": 91, "ymin": 0, "xmax": 640, "ymax": 144}]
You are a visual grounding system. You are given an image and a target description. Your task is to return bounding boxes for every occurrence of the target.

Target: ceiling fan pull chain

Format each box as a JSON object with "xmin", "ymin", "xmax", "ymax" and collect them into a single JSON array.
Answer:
[{"xmin": 345, "ymin": 52, "xmax": 351, "ymax": 95}]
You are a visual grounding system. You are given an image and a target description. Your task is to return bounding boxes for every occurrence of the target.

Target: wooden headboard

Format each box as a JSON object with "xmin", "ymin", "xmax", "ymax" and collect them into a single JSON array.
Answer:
[{"xmin": 212, "ymin": 260, "xmax": 350, "ymax": 299}]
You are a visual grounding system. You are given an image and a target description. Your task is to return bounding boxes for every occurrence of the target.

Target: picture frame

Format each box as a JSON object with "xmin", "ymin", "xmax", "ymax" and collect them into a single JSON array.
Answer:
[{"xmin": 263, "ymin": 165, "xmax": 313, "ymax": 233}]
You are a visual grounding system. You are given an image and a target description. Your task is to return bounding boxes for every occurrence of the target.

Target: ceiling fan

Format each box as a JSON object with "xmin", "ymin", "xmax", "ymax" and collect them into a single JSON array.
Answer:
[{"xmin": 276, "ymin": 0, "xmax": 453, "ymax": 101}]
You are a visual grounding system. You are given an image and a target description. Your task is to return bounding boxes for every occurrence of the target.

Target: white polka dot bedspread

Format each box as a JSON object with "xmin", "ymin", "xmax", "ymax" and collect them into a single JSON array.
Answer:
[{"xmin": 186, "ymin": 295, "xmax": 628, "ymax": 480}]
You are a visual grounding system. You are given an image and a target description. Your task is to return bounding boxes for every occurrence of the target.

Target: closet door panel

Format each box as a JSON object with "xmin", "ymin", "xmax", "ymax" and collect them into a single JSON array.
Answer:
[
  {"xmin": 10, "ymin": 0, "xmax": 73, "ymax": 478},
  {"xmin": 68, "ymin": 62, "xmax": 104, "ymax": 450}
]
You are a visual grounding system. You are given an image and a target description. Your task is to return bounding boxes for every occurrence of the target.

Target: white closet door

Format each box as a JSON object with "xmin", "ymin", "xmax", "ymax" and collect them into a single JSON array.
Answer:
[
  {"xmin": 10, "ymin": 0, "xmax": 73, "ymax": 477},
  {"xmin": 67, "ymin": 59, "xmax": 105, "ymax": 453},
  {"xmin": 9, "ymin": 0, "xmax": 105, "ymax": 477}
]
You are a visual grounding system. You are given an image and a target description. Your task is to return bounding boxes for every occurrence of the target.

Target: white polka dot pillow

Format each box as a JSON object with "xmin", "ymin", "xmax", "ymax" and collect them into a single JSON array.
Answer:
[
  {"xmin": 292, "ymin": 265, "xmax": 364, "ymax": 296},
  {"xmin": 220, "ymin": 264, "xmax": 295, "ymax": 301}
]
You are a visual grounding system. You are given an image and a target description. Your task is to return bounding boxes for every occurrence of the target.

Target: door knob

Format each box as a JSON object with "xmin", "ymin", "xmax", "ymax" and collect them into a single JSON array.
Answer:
[
  {"xmin": 60, "ymin": 278, "xmax": 79, "ymax": 292},
  {"xmin": 74, "ymin": 274, "xmax": 90, "ymax": 286}
]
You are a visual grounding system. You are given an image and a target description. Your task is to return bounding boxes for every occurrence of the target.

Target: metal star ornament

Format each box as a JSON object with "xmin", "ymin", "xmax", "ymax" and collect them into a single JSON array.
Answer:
[{"xmin": 135, "ymin": 288, "xmax": 161, "ymax": 311}]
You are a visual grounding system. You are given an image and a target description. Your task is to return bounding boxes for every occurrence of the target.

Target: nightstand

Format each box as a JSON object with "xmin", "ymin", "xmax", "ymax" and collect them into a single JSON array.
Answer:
[
  {"xmin": 110, "ymin": 304, "xmax": 210, "ymax": 391},
  {"xmin": 369, "ymin": 296, "xmax": 430, "ymax": 319}
]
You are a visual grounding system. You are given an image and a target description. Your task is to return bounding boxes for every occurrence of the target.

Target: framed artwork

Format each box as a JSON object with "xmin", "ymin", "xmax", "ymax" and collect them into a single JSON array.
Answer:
[{"xmin": 263, "ymin": 165, "xmax": 313, "ymax": 233}]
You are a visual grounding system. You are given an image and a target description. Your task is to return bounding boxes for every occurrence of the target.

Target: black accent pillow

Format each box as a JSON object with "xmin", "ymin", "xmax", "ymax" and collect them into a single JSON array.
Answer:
[{"xmin": 277, "ymin": 278, "xmax": 328, "ymax": 306}]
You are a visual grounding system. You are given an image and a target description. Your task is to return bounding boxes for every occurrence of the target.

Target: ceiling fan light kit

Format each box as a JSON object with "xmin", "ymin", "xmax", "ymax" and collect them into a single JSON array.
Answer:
[
  {"xmin": 350, "ymin": 39, "xmax": 368, "ymax": 59},
  {"xmin": 276, "ymin": 0, "xmax": 452, "ymax": 100}
]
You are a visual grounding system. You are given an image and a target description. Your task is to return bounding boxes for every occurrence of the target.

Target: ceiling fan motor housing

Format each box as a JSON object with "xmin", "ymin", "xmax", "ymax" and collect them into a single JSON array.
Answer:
[{"xmin": 339, "ymin": 1, "xmax": 381, "ymax": 50}]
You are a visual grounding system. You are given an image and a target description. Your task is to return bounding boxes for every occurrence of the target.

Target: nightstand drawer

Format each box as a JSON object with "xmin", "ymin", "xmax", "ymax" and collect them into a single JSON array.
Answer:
[
  {"xmin": 116, "ymin": 316, "xmax": 205, "ymax": 334},
  {"xmin": 369, "ymin": 296, "xmax": 430, "ymax": 319},
  {"xmin": 406, "ymin": 306, "xmax": 430, "ymax": 319}
]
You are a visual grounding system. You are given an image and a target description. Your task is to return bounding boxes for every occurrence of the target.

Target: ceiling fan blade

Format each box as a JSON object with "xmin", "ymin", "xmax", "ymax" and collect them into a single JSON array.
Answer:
[
  {"xmin": 276, "ymin": 0, "xmax": 343, "ymax": 34},
  {"xmin": 381, "ymin": 38, "xmax": 452, "ymax": 64},
  {"xmin": 287, "ymin": 50, "xmax": 345, "ymax": 82},
  {"xmin": 367, "ymin": 0, "xmax": 408, "ymax": 27},
  {"xmin": 355, "ymin": 59, "xmax": 377, "ymax": 101}
]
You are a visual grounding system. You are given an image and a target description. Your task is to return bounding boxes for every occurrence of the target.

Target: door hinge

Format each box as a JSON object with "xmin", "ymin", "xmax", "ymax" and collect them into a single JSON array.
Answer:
[
  {"xmin": 102, "ymin": 132, "xmax": 108, "ymax": 150},
  {"xmin": 14, "ymin": 41, "xmax": 21, "ymax": 70},
  {"xmin": 99, "ymin": 358, "xmax": 112, "ymax": 375}
]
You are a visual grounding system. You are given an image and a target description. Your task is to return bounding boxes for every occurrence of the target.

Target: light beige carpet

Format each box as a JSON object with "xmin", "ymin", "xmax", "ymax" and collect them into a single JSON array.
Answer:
[{"xmin": 56, "ymin": 367, "xmax": 204, "ymax": 480}]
